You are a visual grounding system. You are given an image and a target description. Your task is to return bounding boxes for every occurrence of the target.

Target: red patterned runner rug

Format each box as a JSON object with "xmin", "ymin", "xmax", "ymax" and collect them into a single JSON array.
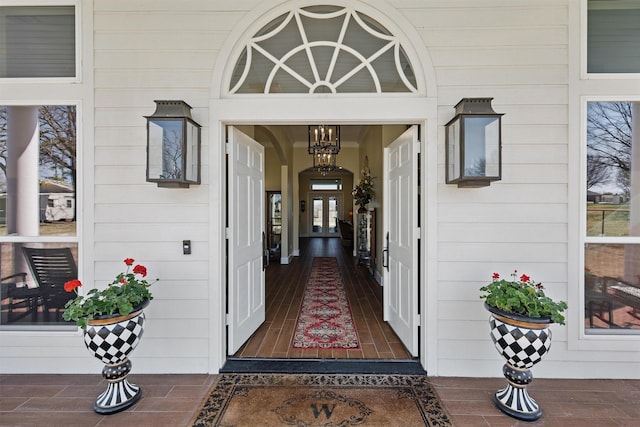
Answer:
[{"xmin": 292, "ymin": 257, "xmax": 360, "ymax": 349}]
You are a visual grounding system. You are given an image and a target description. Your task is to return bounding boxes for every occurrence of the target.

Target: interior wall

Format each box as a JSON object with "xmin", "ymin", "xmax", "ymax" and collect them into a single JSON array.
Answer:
[{"xmin": 264, "ymin": 147, "xmax": 281, "ymax": 191}]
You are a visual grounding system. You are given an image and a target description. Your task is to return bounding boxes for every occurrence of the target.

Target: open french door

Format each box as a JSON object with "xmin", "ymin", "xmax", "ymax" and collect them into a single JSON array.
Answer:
[
  {"xmin": 227, "ymin": 127, "xmax": 266, "ymax": 355},
  {"xmin": 383, "ymin": 126, "xmax": 419, "ymax": 357}
]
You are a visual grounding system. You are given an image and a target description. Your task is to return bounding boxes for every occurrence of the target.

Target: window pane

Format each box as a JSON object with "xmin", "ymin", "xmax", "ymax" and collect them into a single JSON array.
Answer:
[
  {"xmin": 588, "ymin": 1, "xmax": 640, "ymax": 73},
  {"xmin": 1, "ymin": 242, "xmax": 77, "ymax": 327},
  {"xmin": 0, "ymin": 6, "xmax": 76, "ymax": 78},
  {"xmin": 0, "ymin": 106, "xmax": 77, "ymax": 237},
  {"xmin": 310, "ymin": 179, "xmax": 342, "ymax": 190},
  {"xmin": 585, "ymin": 243, "xmax": 640, "ymax": 332},
  {"xmin": 312, "ymin": 197, "xmax": 323, "ymax": 233},
  {"xmin": 329, "ymin": 196, "xmax": 338, "ymax": 233},
  {"xmin": 586, "ymin": 102, "xmax": 636, "ymax": 237}
]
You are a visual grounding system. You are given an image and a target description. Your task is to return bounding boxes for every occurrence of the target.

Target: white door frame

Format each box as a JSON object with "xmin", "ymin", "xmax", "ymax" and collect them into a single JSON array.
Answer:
[{"xmin": 208, "ymin": 96, "xmax": 438, "ymax": 374}]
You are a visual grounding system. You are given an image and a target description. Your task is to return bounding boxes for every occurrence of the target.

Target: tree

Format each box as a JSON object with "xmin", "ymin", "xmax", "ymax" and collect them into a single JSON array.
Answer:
[
  {"xmin": 587, "ymin": 102, "xmax": 632, "ymax": 194},
  {"xmin": 38, "ymin": 105, "xmax": 77, "ymax": 187},
  {"xmin": 587, "ymin": 153, "xmax": 612, "ymax": 191},
  {"xmin": 0, "ymin": 105, "xmax": 76, "ymax": 185}
]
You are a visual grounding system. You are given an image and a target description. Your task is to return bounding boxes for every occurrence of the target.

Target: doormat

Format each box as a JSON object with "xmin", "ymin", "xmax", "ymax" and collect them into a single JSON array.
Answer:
[
  {"xmin": 292, "ymin": 257, "xmax": 359, "ymax": 349},
  {"xmin": 190, "ymin": 373, "xmax": 453, "ymax": 427}
]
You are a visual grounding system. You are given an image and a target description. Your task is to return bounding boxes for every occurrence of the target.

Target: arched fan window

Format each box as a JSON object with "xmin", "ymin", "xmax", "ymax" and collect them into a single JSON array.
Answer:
[{"xmin": 229, "ymin": 5, "xmax": 418, "ymax": 94}]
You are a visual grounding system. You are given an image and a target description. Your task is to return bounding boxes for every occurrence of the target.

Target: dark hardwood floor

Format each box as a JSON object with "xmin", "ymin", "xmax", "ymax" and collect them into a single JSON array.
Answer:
[{"xmin": 233, "ymin": 237, "xmax": 413, "ymax": 360}]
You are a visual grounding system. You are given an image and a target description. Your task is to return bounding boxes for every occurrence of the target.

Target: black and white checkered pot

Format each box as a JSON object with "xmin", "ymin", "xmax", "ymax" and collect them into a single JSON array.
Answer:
[
  {"xmin": 83, "ymin": 303, "xmax": 147, "ymax": 415},
  {"xmin": 486, "ymin": 303, "xmax": 552, "ymax": 422}
]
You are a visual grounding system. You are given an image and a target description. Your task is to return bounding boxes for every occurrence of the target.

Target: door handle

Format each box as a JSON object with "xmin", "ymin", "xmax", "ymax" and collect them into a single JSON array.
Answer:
[
  {"xmin": 262, "ymin": 231, "xmax": 268, "ymax": 270},
  {"xmin": 383, "ymin": 231, "xmax": 389, "ymax": 271}
]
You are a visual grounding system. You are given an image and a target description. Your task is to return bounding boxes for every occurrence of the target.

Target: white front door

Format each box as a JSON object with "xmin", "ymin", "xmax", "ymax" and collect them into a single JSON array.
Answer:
[
  {"xmin": 383, "ymin": 126, "xmax": 419, "ymax": 356},
  {"xmin": 227, "ymin": 127, "xmax": 266, "ymax": 355}
]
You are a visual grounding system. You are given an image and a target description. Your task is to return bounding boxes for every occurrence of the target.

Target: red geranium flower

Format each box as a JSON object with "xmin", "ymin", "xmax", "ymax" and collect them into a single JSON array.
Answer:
[
  {"xmin": 64, "ymin": 279, "xmax": 82, "ymax": 293},
  {"xmin": 133, "ymin": 264, "xmax": 147, "ymax": 277},
  {"xmin": 520, "ymin": 274, "xmax": 530, "ymax": 282},
  {"xmin": 124, "ymin": 258, "xmax": 135, "ymax": 266},
  {"xmin": 492, "ymin": 272, "xmax": 500, "ymax": 280}
]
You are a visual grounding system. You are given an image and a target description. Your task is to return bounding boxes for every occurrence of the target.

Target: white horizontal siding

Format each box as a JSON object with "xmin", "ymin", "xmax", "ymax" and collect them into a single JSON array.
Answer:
[
  {"xmin": 94, "ymin": 223, "xmax": 208, "ymax": 242},
  {"xmin": 403, "ymin": 6, "xmax": 567, "ymax": 29},
  {"xmin": 429, "ymin": 47, "xmax": 568, "ymax": 68},
  {"xmin": 438, "ymin": 86, "xmax": 568, "ymax": 109},
  {"xmin": 438, "ymin": 242, "xmax": 568, "ymax": 263},
  {"xmin": 94, "ymin": 0, "xmax": 262, "ymax": 12},
  {"xmin": 94, "ymin": 204, "xmax": 209, "ymax": 223},
  {"xmin": 439, "ymin": 223, "xmax": 567, "ymax": 243},
  {"xmin": 94, "ymin": 12, "xmax": 246, "ymax": 32},
  {"xmin": 438, "ymin": 262, "xmax": 568, "ymax": 284},
  {"xmin": 95, "ymin": 51, "xmax": 217, "ymax": 71},
  {"xmin": 439, "ymin": 280, "xmax": 567, "ymax": 303},
  {"xmin": 95, "ymin": 89, "xmax": 212, "ymax": 109},
  {"xmin": 438, "ymin": 203, "xmax": 567, "ymax": 223}
]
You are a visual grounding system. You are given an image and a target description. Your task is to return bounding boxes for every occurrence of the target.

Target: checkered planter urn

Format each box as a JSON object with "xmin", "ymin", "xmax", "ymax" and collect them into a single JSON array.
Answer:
[
  {"xmin": 83, "ymin": 302, "xmax": 147, "ymax": 414},
  {"xmin": 486, "ymin": 303, "xmax": 552, "ymax": 421}
]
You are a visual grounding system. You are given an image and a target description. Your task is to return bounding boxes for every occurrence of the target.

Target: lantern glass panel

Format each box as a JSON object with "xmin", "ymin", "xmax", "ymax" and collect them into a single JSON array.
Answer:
[
  {"xmin": 463, "ymin": 116, "xmax": 500, "ymax": 178},
  {"xmin": 186, "ymin": 120, "xmax": 199, "ymax": 182},
  {"xmin": 148, "ymin": 119, "xmax": 184, "ymax": 181},
  {"xmin": 447, "ymin": 118, "xmax": 461, "ymax": 181}
]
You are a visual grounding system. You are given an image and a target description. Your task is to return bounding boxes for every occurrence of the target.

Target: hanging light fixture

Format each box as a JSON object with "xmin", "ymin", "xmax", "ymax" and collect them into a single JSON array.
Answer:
[{"xmin": 308, "ymin": 125, "xmax": 340, "ymax": 176}]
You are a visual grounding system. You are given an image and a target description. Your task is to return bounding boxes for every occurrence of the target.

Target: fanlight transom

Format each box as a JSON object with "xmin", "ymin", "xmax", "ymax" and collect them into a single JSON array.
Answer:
[{"xmin": 229, "ymin": 5, "xmax": 418, "ymax": 94}]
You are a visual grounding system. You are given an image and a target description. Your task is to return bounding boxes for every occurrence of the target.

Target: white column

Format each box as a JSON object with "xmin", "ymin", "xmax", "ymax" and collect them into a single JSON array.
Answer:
[
  {"xmin": 280, "ymin": 165, "xmax": 289, "ymax": 264},
  {"xmin": 6, "ymin": 106, "xmax": 40, "ymax": 236},
  {"xmin": 624, "ymin": 102, "xmax": 640, "ymax": 284}
]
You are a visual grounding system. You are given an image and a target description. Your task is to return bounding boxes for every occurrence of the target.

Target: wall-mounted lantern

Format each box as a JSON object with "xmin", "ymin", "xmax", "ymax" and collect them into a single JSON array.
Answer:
[
  {"xmin": 445, "ymin": 98, "xmax": 503, "ymax": 188},
  {"xmin": 145, "ymin": 100, "xmax": 201, "ymax": 188}
]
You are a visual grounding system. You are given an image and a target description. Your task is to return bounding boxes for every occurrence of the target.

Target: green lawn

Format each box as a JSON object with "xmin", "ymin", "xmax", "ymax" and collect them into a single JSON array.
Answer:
[
  {"xmin": 0, "ymin": 221, "xmax": 76, "ymax": 237},
  {"xmin": 587, "ymin": 204, "xmax": 629, "ymax": 236}
]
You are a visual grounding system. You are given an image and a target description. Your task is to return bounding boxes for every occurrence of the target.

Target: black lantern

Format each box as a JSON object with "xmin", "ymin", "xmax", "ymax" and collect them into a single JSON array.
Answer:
[
  {"xmin": 445, "ymin": 98, "xmax": 503, "ymax": 187},
  {"xmin": 308, "ymin": 125, "xmax": 340, "ymax": 176},
  {"xmin": 145, "ymin": 100, "xmax": 201, "ymax": 188}
]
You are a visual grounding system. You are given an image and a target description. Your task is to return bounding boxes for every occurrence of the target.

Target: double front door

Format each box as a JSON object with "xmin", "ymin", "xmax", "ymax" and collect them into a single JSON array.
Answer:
[
  {"xmin": 309, "ymin": 193, "xmax": 341, "ymax": 237},
  {"xmin": 227, "ymin": 126, "xmax": 420, "ymax": 359}
]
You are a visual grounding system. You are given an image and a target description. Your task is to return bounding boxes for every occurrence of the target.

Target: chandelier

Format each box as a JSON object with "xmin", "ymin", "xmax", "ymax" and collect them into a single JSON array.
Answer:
[{"xmin": 308, "ymin": 125, "xmax": 340, "ymax": 176}]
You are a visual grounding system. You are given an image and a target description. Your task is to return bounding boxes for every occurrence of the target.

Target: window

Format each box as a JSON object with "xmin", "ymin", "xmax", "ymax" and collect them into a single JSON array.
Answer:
[
  {"xmin": 587, "ymin": 0, "xmax": 640, "ymax": 73},
  {"xmin": 0, "ymin": 105, "xmax": 78, "ymax": 328},
  {"xmin": 229, "ymin": 5, "xmax": 417, "ymax": 94},
  {"xmin": 584, "ymin": 101, "xmax": 639, "ymax": 333},
  {"xmin": 310, "ymin": 179, "xmax": 342, "ymax": 191},
  {"xmin": 0, "ymin": 6, "xmax": 76, "ymax": 78}
]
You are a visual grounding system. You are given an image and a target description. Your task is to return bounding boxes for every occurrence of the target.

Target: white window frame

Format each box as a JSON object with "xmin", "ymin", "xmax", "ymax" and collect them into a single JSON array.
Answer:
[
  {"xmin": 0, "ymin": 101, "xmax": 83, "ymax": 331},
  {"xmin": 569, "ymin": 1, "xmax": 640, "ymax": 350},
  {"xmin": 581, "ymin": 0, "xmax": 640, "ymax": 80},
  {"xmin": 0, "ymin": 0, "xmax": 81, "ymax": 83}
]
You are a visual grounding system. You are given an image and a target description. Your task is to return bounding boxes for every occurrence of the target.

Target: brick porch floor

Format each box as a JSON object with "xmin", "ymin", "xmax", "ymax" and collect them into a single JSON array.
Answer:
[{"xmin": 1, "ymin": 374, "xmax": 639, "ymax": 426}]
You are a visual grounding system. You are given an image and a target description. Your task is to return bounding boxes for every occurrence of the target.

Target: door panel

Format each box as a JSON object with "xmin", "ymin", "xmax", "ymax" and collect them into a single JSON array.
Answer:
[
  {"xmin": 227, "ymin": 127, "xmax": 265, "ymax": 355},
  {"xmin": 311, "ymin": 196, "xmax": 324, "ymax": 234},
  {"xmin": 383, "ymin": 126, "xmax": 419, "ymax": 356}
]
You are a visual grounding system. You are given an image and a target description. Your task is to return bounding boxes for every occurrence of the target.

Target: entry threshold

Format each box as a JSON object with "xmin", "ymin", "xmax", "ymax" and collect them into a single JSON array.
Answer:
[{"xmin": 220, "ymin": 358, "xmax": 426, "ymax": 375}]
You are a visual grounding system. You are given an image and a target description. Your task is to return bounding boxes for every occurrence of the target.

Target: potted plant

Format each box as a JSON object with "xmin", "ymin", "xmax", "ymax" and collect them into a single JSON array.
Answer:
[
  {"xmin": 480, "ymin": 270, "xmax": 567, "ymax": 421},
  {"xmin": 63, "ymin": 258, "xmax": 157, "ymax": 415},
  {"xmin": 480, "ymin": 270, "xmax": 567, "ymax": 325},
  {"xmin": 352, "ymin": 164, "xmax": 374, "ymax": 213}
]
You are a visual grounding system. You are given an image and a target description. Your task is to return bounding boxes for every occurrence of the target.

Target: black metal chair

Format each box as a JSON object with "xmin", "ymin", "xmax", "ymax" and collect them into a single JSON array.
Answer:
[
  {"xmin": 1, "ymin": 272, "xmax": 42, "ymax": 322},
  {"xmin": 22, "ymin": 247, "xmax": 77, "ymax": 321}
]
